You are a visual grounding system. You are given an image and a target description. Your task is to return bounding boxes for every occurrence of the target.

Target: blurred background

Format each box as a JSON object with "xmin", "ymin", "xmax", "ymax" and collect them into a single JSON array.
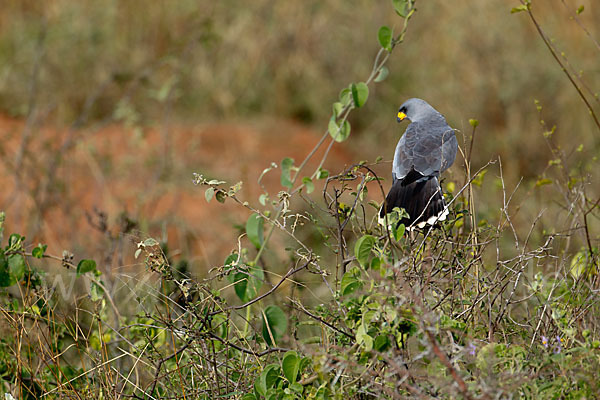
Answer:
[{"xmin": 0, "ymin": 0, "xmax": 598, "ymax": 275}]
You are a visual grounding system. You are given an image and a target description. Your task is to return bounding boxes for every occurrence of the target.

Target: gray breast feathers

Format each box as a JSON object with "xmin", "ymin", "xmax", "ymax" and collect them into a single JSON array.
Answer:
[{"xmin": 392, "ymin": 121, "xmax": 457, "ymax": 181}]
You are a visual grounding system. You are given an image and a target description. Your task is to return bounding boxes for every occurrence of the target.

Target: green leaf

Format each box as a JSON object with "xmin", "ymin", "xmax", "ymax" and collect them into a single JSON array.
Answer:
[
  {"xmin": 302, "ymin": 177, "xmax": 314, "ymax": 194},
  {"xmin": 356, "ymin": 323, "xmax": 373, "ymax": 351},
  {"xmin": 339, "ymin": 120, "xmax": 350, "ymax": 142},
  {"xmin": 328, "ymin": 117, "xmax": 351, "ymax": 142},
  {"xmin": 440, "ymin": 314, "xmax": 467, "ymax": 331},
  {"xmin": 354, "ymin": 235, "xmax": 376, "ymax": 267},
  {"xmin": 280, "ymin": 157, "xmax": 294, "ymax": 189},
  {"xmin": 32, "ymin": 244, "xmax": 47, "ymax": 259},
  {"xmin": 351, "ymin": 82, "xmax": 369, "ymax": 108},
  {"xmin": 328, "ymin": 117, "xmax": 338, "ymax": 138},
  {"xmin": 332, "ymin": 102, "xmax": 344, "ymax": 117},
  {"xmin": 259, "ymin": 193, "xmax": 268, "ymax": 206},
  {"xmin": 374, "ymin": 66, "xmax": 389, "ymax": 83},
  {"xmin": 392, "ymin": 0, "xmax": 411, "ymax": 17},
  {"xmin": 370, "ymin": 257, "xmax": 381, "ymax": 271},
  {"xmin": 205, "ymin": 187, "xmax": 215, "ymax": 203},
  {"xmin": 261, "ymin": 364, "xmax": 280, "ymax": 392},
  {"xmin": 381, "ymin": 206, "xmax": 409, "ymax": 227},
  {"xmin": 446, "ymin": 181, "xmax": 456, "ymax": 194},
  {"xmin": 224, "ymin": 253, "xmax": 239, "ymax": 270},
  {"xmin": 316, "ymin": 168, "xmax": 329, "ymax": 180},
  {"xmin": 290, "ymin": 382, "xmax": 304, "ymax": 394},
  {"xmin": 315, "ymin": 387, "xmax": 331, "ymax": 399},
  {"xmin": 511, "ymin": 4, "xmax": 528, "ymax": 13},
  {"xmin": 241, "ymin": 394, "xmax": 257, "ymax": 400},
  {"xmin": 77, "ymin": 259, "xmax": 97, "ymax": 277},
  {"xmin": 262, "ymin": 305, "xmax": 288, "ymax": 346},
  {"xmin": 576, "ymin": 5, "xmax": 584, "ymax": 14},
  {"xmin": 229, "ymin": 181, "xmax": 242, "ymax": 196},
  {"xmin": 254, "ymin": 376, "xmax": 265, "ymax": 398},
  {"xmin": 378, "ymin": 26, "xmax": 393, "ymax": 51},
  {"xmin": 374, "ymin": 335, "xmax": 391, "ymax": 351},
  {"xmin": 143, "ymin": 238, "xmax": 159, "ymax": 246},
  {"xmin": 339, "ymin": 87, "xmax": 351, "ymax": 105},
  {"xmin": 341, "ymin": 268, "xmax": 362, "ymax": 296},
  {"xmin": 570, "ymin": 249, "xmax": 589, "ymax": 279},
  {"xmin": 90, "ymin": 281, "xmax": 104, "ymax": 301},
  {"xmin": 8, "ymin": 234, "xmax": 22, "ymax": 249},
  {"xmin": 8, "ymin": 254, "xmax": 25, "ymax": 282},
  {"xmin": 472, "ymin": 169, "xmax": 487, "ymax": 187},
  {"xmin": 0, "ymin": 255, "xmax": 16, "ymax": 287},
  {"xmin": 535, "ymin": 178, "xmax": 553, "ymax": 187},
  {"xmin": 233, "ymin": 266, "xmax": 264, "ymax": 303},
  {"xmin": 282, "ymin": 351, "xmax": 300, "ymax": 384},
  {"xmin": 215, "ymin": 190, "xmax": 226, "ymax": 203},
  {"xmin": 246, "ymin": 213, "xmax": 264, "ymax": 249},
  {"xmin": 393, "ymin": 224, "xmax": 406, "ymax": 241}
]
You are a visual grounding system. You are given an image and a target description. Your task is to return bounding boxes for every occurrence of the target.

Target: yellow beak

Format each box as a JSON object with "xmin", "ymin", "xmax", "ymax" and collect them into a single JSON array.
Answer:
[{"xmin": 397, "ymin": 111, "xmax": 407, "ymax": 121}]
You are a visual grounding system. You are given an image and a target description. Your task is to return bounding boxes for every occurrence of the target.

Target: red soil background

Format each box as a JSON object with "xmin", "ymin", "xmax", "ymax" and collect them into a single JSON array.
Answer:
[{"xmin": 0, "ymin": 114, "xmax": 358, "ymax": 274}]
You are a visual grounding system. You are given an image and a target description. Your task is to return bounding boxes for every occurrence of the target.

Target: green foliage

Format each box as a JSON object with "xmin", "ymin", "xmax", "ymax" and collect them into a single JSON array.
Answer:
[
  {"xmin": 0, "ymin": 255, "xmax": 16, "ymax": 288},
  {"xmin": 281, "ymin": 351, "xmax": 300, "ymax": 384},
  {"xmin": 246, "ymin": 213, "xmax": 265, "ymax": 249},
  {"xmin": 316, "ymin": 168, "xmax": 329, "ymax": 180},
  {"xmin": 280, "ymin": 157, "xmax": 294, "ymax": 189},
  {"xmin": 327, "ymin": 117, "xmax": 351, "ymax": 143},
  {"xmin": 7, "ymin": 254, "xmax": 25, "ymax": 282},
  {"xmin": 511, "ymin": 4, "xmax": 529, "ymax": 13},
  {"xmin": 341, "ymin": 267, "xmax": 363, "ymax": 296},
  {"xmin": 354, "ymin": 234, "xmax": 375, "ymax": 267},
  {"xmin": 262, "ymin": 305, "xmax": 288, "ymax": 346},
  {"xmin": 205, "ymin": 186, "xmax": 215, "ymax": 202},
  {"xmin": 351, "ymin": 82, "xmax": 369, "ymax": 108},
  {"xmin": 374, "ymin": 66, "xmax": 389, "ymax": 82},
  {"xmin": 302, "ymin": 177, "xmax": 314, "ymax": 194},
  {"xmin": 76, "ymin": 259, "xmax": 96, "ymax": 276},
  {"xmin": 0, "ymin": 233, "xmax": 26, "ymax": 287},
  {"xmin": 392, "ymin": 0, "xmax": 414, "ymax": 18},
  {"xmin": 31, "ymin": 244, "xmax": 47, "ymax": 259},
  {"xmin": 535, "ymin": 178, "xmax": 553, "ymax": 187},
  {"xmin": 377, "ymin": 26, "xmax": 393, "ymax": 51},
  {"xmin": 230, "ymin": 265, "xmax": 264, "ymax": 303}
]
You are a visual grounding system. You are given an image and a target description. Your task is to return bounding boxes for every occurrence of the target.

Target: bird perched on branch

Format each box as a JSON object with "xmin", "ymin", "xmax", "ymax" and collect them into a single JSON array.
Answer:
[{"xmin": 379, "ymin": 98, "xmax": 457, "ymax": 230}]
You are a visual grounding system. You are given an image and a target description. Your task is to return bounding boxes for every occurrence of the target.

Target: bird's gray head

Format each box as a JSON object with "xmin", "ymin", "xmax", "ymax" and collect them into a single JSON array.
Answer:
[{"xmin": 397, "ymin": 98, "xmax": 443, "ymax": 123}]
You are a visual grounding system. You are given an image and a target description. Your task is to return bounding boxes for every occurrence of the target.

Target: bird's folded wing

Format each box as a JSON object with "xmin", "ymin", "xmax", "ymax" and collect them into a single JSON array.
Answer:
[{"xmin": 394, "ymin": 122, "xmax": 455, "ymax": 180}]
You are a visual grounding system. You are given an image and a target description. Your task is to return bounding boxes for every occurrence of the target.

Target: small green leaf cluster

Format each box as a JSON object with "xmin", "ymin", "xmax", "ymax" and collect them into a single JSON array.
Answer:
[
  {"xmin": 247, "ymin": 351, "xmax": 315, "ymax": 400},
  {"xmin": 328, "ymin": 82, "xmax": 369, "ymax": 144},
  {"xmin": 0, "ymin": 234, "xmax": 26, "ymax": 288},
  {"xmin": 225, "ymin": 253, "xmax": 264, "ymax": 304},
  {"xmin": 392, "ymin": 0, "xmax": 415, "ymax": 18},
  {"xmin": 193, "ymin": 172, "xmax": 242, "ymax": 204}
]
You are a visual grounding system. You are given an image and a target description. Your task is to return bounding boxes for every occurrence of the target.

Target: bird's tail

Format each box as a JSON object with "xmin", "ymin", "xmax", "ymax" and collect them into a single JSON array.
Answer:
[{"xmin": 379, "ymin": 176, "xmax": 448, "ymax": 230}]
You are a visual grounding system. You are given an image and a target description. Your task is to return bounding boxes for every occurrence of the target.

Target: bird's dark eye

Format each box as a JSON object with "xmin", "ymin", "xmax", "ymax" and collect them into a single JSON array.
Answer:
[{"xmin": 399, "ymin": 106, "xmax": 407, "ymax": 113}]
